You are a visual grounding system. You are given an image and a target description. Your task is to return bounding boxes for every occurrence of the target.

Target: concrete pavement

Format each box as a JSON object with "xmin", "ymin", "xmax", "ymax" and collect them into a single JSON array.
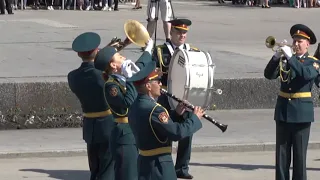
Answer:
[
  {"xmin": 1, "ymin": 1, "xmax": 320, "ymax": 118},
  {"xmin": 1, "ymin": 108, "xmax": 320, "ymax": 158},
  {"xmin": 1, "ymin": 150, "xmax": 319, "ymax": 180},
  {"xmin": 1, "ymin": 1, "xmax": 320, "ymax": 79}
]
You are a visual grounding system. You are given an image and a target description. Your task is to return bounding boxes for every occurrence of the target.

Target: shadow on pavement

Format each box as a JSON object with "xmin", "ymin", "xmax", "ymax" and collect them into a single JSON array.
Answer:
[
  {"xmin": 55, "ymin": 47, "xmax": 73, "ymax": 51},
  {"xmin": 190, "ymin": 163, "xmax": 320, "ymax": 171},
  {"xmin": 19, "ymin": 169, "xmax": 89, "ymax": 180}
]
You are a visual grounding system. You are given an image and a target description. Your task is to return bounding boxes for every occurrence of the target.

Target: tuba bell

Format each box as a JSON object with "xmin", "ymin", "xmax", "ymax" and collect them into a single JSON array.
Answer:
[{"xmin": 107, "ymin": 19, "xmax": 150, "ymax": 52}]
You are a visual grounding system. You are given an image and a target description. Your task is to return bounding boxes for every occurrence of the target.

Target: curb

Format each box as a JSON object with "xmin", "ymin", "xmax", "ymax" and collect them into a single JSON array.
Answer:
[{"xmin": 1, "ymin": 142, "xmax": 320, "ymax": 159}]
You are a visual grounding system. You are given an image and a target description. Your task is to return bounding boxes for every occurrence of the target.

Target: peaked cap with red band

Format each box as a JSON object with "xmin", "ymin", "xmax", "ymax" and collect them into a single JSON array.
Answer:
[
  {"xmin": 126, "ymin": 61, "xmax": 160, "ymax": 86},
  {"xmin": 169, "ymin": 18, "xmax": 192, "ymax": 32},
  {"xmin": 290, "ymin": 24, "xmax": 317, "ymax": 45}
]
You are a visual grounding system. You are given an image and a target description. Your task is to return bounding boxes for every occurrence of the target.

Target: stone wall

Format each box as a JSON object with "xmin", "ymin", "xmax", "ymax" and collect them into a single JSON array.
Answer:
[{"xmin": 0, "ymin": 78, "xmax": 319, "ymax": 129}]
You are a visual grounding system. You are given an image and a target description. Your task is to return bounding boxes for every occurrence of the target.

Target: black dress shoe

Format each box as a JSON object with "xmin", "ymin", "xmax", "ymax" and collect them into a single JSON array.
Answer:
[{"xmin": 177, "ymin": 173, "xmax": 193, "ymax": 179}]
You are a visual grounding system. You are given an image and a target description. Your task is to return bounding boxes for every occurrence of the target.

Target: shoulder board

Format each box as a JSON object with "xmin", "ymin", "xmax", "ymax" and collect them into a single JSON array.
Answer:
[
  {"xmin": 308, "ymin": 56, "xmax": 318, "ymax": 60},
  {"xmin": 106, "ymin": 75, "xmax": 126, "ymax": 92},
  {"xmin": 106, "ymin": 75, "xmax": 118, "ymax": 83},
  {"xmin": 190, "ymin": 46, "xmax": 199, "ymax": 51},
  {"xmin": 156, "ymin": 44, "xmax": 166, "ymax": 49}
]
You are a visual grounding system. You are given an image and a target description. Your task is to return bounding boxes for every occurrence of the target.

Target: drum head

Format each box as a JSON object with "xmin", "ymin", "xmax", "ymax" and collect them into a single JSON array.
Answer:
[
  {"xmin": 167, "ymin": 49, "xmax": 188, "ymax": 109},
  {"xmin": 167, "ymin": 49, "xmax": 216, "ymax": 110}
]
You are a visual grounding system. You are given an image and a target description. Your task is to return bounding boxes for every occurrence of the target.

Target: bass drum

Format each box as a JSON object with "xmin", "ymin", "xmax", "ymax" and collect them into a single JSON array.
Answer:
[{"xmin": 167, "ymin": 48, "xmax": 216, "ymax": 110}]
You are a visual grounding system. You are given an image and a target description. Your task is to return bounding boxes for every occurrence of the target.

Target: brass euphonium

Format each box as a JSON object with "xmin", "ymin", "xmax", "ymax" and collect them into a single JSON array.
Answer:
[{"xmin": 107, "ymin": 19, "xmax": 150, "ymax": 52}]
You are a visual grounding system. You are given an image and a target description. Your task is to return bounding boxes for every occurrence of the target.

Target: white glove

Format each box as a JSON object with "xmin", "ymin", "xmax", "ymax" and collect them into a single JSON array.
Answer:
[
  {"xmin": 280, "ymin": 45, "xmax": 293, "ymax": 60},
  {"xmin": 273, "ymin": 39, "xmax": 288, "ymax": 59},
  {"xmin": 144, "ymin": 38, "xmax": 154, "ymax": 54},
  {"xmin": 121, "ymin": 60, "xmax": 141, "ymax": 78}
]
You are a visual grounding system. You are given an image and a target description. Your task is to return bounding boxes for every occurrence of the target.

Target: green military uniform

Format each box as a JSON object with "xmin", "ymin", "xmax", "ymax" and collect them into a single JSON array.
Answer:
[
  {"xmin": 126, "ymin": 61, "xmax": 203, "ymax": 180},
  {"xmin": 152, "ymin": 18, "xmax": 199, "ymax": 179},
  {"xmin": 67, "ymin": 32, "xmax": 115, "ymax": 180},
  {"xmin": 94, "ymin": 47, "xmax": 154, "ymax": 180},
  {"xmin": 264, "ymin": 24, "xmax": 319, "ymax": 180}
]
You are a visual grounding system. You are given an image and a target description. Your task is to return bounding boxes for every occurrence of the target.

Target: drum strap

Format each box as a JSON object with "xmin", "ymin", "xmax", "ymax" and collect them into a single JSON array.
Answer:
[
  {"xmin": 185, "ymin": 43, "xmax": 191, "ymax": 51},
  {"xmin": 165, "ymin": 42, "xmax": 175, "ymax": 55}
]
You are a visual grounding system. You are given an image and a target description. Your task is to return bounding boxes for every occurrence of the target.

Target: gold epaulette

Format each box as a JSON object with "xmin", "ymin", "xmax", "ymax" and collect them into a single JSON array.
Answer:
[
  {"xmin": 308, "ymin": 56, "xmax": 318, "ymax": 60},
  {"xmin": 156, "ymin": 46, "xmax": 167, "ymax": 72},
  {"xmin": 156, "ymin": 44, "xmax": 166, "ymax": 49},
  {"xmin": 190, "ymin": 46, "xmax": 199, "ymax": 51}
]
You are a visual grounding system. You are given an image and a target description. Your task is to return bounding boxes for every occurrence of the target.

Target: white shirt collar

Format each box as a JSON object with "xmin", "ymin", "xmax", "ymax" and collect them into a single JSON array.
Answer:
[{"xmin": 171, "ymin": 42, "xmax": 184, "ymax": 50}]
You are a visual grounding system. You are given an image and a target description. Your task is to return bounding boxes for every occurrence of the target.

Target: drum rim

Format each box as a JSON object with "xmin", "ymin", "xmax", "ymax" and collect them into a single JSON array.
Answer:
[{"xmin": 204, "ymin": 51, "xmax": 215, "ymax": 109}]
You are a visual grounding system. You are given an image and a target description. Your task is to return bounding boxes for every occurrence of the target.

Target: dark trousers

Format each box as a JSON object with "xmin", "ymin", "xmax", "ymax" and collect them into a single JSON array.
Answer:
[
  {"xmin": 44, "ymin": 0, "xmax": 53, "ymax": 6},
  {"xmin": 87, "ymin": 143, "xmax": 115, "ymax": 180},
  {"xmin": 66, "ymin": 0, "xmax": 89, "ymax": 7},
  {"xmin": 275, "ymin": 121, "xmax": 311, "ymax": 180},
  {"xmin": 110, "ymin": 124, "xmax": 138, "ymax": 180},
  {"xmin": 93, "ymin": 0, "xmax": 106, "ymax": 6},
  {"xmin": 0, "ymin": 0, "xmax": 12, "ymax": 14},
  {"xmin": 33, "ymin": 0, "xmax": 39, "ymax": 6},
  {"xmin": 157, "ymin": 93, "xmax": 193, "ymax": 176},
  {"xmin": 175, "ymin": 135, "xmax": 193, "ymax": 175},
  {"xmin": 138, "ymin": 154, "xmax": 177, "ymax": 180},
  {"xmin": 113, "ymin": 0, "xmax": 118, "ymax": 9},
  {"xmin": 112, "ymin": 144, "xmax": 138, "ymax": 180}
]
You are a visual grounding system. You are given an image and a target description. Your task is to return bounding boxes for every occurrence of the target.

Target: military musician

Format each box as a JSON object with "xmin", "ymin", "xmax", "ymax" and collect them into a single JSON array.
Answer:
[
  {"xmin": 264, "ymin": 24, "xmax": 319, "ymax": 180},
  {"xmin": 93, "ymin": 38, "xmax": 154, "ymax": 180},
  {"xmin": 152, "ymin": 18, "xmax": 199, "ymax": 179},
  {"xmin": 67, "ymin": 32, "xmax": 115, "ymax": 180},
  {"xmin": 127, "ymin": 61, "xmax": 204, "ymax": 180}
]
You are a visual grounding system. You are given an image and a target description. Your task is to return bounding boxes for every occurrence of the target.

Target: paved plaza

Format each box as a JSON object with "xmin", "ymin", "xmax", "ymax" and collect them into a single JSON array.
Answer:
[
  {"xmin": 1, "ymin": 150, "xmax": 320, "ymax": 180},
  {"xmin": 0, "ymin": 4, "xmax": 320, "ymax": 179},
  {"xmin": 1, "ymin": 1, "xmax": 320, "ymax": 80},
  {"xmin": 1, "ymin": 108, "xmax": 320, "ymax": 158}
]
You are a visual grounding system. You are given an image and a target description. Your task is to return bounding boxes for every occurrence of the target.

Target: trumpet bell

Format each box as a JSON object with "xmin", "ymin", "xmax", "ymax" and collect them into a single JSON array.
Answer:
[
  {"xmin": 124, "ymin": 19, "xmax": 150, "ymax": 47},
  {"xmin": 265, "ymin": 36, "xmax": 276, "ymax": 49}
]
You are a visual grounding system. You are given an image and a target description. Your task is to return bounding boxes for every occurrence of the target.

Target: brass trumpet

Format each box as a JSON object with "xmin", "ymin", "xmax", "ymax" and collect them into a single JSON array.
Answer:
[
  {"xmin": 107, "ymin": 19, "xmax": 150, "ymax": 52},
  {"xmin": 265, "ymin": 36, "xmax": 293, "ymax": 52}
]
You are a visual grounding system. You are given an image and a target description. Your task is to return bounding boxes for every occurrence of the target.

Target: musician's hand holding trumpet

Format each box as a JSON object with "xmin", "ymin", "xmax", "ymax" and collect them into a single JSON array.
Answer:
[
  {"xmin": 273, "ymin": 39, "xmax": 293, "ymax": 60},
  {"xmin": 175, "ymin": 100, "xmax": 206, "ymax": 120}
]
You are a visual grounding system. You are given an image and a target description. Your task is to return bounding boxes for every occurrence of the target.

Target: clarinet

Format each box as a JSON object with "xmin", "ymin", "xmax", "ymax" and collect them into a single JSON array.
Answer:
[{"xmin": 160, "ymin": 89, "xmax": 228, "ymax": 133}]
